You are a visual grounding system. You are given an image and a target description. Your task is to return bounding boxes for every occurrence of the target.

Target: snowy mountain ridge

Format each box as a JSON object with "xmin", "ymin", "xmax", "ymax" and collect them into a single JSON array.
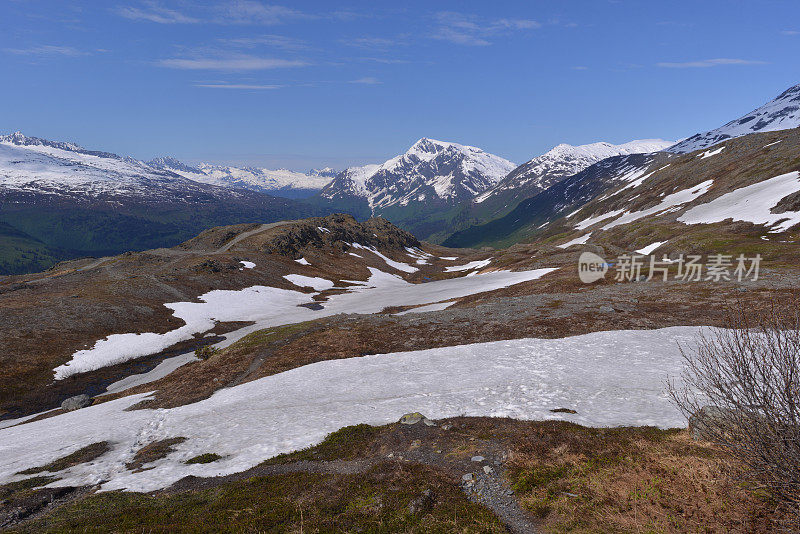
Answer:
[
  {"xmin": 475, "ymin": 139, "xmax": 673, "ymax": 204},
  {"xmin": 0, "ymin": 132, "xmax": 337, "ymax": 200},
  {"xmin": 669, "ymin": 84, "xmax": 800, "ymax": 153},
  {"xmin": 320, "ymin": 137, "xmax": 516, "ymax": 211},
  {"xmin": 149, "ymin": 158, "xmax": 337, "ymax": 198},
  {"xmin": 0, "ymin": 132, "xmax": 189, "ymax": 197}
]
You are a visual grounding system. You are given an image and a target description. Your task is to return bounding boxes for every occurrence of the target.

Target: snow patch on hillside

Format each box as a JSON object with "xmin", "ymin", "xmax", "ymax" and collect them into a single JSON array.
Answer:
[
  {"xmin": 678, "ymin": 171, "xmax": 800, "ymax": 232},
  {"xmin": 1, "ymin": 327, "xmax": 700, "ymax": 492}
]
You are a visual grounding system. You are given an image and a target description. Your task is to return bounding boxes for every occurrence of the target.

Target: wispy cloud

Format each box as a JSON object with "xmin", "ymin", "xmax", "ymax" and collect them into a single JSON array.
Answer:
[
  {"xmin": 216, "ymin": 1, "xmax": 307, "ymax": 25},
  {"xmin": 222, "ymin": 35, "xmax": 309, "ymax": 51},
  {"xmin": 341, "ymin": 37, "xmax": 400, "ymax": 49},
  {"xmin": 571, "ymin": 65, "xmax": 588, "ymax": 71},
  {"xmin": 195, "ymin": 83, "xmax": 283, "ymax": 89},
  {"xmin": 657, "ymin": 58, "xmax": 767, "ymax": 68},
  {"xmin": 3, "ymin": 45, "xmax": 89, "ymax": 56},
  {"xmin": 781, "ymin": 30, "xmax": 799, "ymax": 35},
  {"xmin": 349, "ymin": 77, "xmax": 381, "ymax": 85},
  {"xmin": 432, "ymin": 12, "xmax": 541, "ymax": 46},
  {"xmin": 357, "ymin": 57, "xmax": 411, "ymax": 65},
  {"xmin": 117, "ymin": 1, "xmax": 307, "ymax": 25},
  {"xmin": 116, "ymin": 2, "xmax": 199, "ymax": 24},
  {"xmin": 159, "ymin": 55, "xmax": 308, "ymax": 70}
]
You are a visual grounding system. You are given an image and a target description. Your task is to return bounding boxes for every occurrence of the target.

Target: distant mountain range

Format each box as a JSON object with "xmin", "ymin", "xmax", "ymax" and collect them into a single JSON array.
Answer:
[
  {"xmin": 3, "ymin": 82, "xmax": 800, "ymax": 274},
  {"xmin": 148, "ymin": 157, "xmax": 337, "ymax": 199},
  {"xmin": 0, "ymin": 133, "xmax": 325, "ymax": 274}
]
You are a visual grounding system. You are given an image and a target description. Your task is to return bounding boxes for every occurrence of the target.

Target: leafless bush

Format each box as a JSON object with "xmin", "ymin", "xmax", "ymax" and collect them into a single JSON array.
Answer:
[{"xmin": 668, "ymin": 303, "xmax": 800, "ymax": 525}]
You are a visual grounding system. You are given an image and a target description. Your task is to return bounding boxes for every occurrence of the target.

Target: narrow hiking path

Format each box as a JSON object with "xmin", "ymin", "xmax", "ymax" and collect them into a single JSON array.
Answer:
[{"xmin": 216, "ymin": 221, "xmax": 292, "ymax": 253}]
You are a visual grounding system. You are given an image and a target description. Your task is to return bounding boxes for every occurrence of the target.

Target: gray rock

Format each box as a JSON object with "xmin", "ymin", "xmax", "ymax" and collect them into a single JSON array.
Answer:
[
  {"xmin": 483, "ymin": 465, "xmax": 494, "ymax": 474},
  {"xmin": 471, "ymin": 455, "xmax": 485, "ymax": 463},
  {"xmin": 462, "ymin": 473, "xmax": 474, "ymax": 482},
  {"xmin": 398, "ymin": 412, "xmax": 436, "ymax": 426},
  {"xmin": 61, "ymin": 394, "xmax": 92, "ymax": 411}
]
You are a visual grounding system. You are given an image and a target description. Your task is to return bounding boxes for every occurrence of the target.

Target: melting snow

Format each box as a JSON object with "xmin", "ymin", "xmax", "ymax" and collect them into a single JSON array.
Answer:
[
  {"xmin": 444, "ymin": 259, "xmax": 492, "ymax": 272},
  {"xmin": 0, "ymin": 326, "xmax": 699, "ymax": 493},
  {"xmin": 395, "ymin": 301, "xmax": 454, "ymax": 315},
  {"xmin": 52, "ymin": 268, "xmax": 557, "ymax": 379},
  {"xmin": 635, "ymin": 241, "xmax": 666, "ymax": 255},
  {"xmin": 294, "ymin": 258, "xmax": 310, "ymax": 266},
  {"xmin": 557, "ymin": 233, "xmax": 591, "ymax": 249},
  {"xmin": 351, "ymin": 243, "xmax": 418, "ymax": 273},
  {"xmin": 601, "ymin": 180, "xmax": 714, "ymax": 230},
  {"xmin": 678, "ymin": 171, "xmax": 800, "ymax": 232},
  {"xmin": 283, "ymin": 275, "xmax": 335, "ymax": 291},
  {"xmin": 239, "ymin": 261, "xmax": 255, "ymax": 269},
  {"xmin": 698, "ymin": 146, "xmax": 725, "ymax": 159}
]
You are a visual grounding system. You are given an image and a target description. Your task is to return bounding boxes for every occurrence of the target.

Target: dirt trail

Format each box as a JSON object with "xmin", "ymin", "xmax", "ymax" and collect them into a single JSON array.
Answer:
[{"xmin": 216, "ymin": 221, "xmax": 291, "ymax": 253}]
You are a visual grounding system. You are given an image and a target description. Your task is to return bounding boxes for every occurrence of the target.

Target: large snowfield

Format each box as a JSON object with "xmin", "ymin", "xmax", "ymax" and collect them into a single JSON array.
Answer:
[
  {"xmin": 54, "ymin": 267, "xmax": 557, "ymax": 379},
  {"xmin": 0, "ymin": 326, "xmax": 701, "ymax": 493}
]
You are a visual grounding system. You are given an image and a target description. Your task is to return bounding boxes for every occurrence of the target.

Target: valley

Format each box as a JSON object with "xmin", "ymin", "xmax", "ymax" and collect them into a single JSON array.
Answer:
[{"xmin": 2, "ymin": 77, "xmax": 800, "ymax": 532}]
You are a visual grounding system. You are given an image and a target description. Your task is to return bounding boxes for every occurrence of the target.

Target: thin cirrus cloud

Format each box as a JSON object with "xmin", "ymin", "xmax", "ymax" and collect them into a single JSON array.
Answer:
[
  {"xmin": 349, "ymin": 77, "xmax": 381, "ymax": 85},
  {"xmin": 221, "ymin": 35, "xmax": 310, "ymax": 51},
  {"xmin": 194, "ymin": 83, "xmax": 283, "ymax": 90},
  {"xmin": 215, "ymin": 0, "xmax": 308, "ymax": 25},
  {"xmin": 116, "ymin": 1, "xmax": 306, "ymax": 25},
  {"xmin": 4, "ymin": 45, "xmax": 89, "ymax": 57},
  {"xmin": 432, "ymin": 11, "xmax": 541, "ymax": 46},
  {"xmin": 158, "ymin": 56, "xmax": 308, "ymax": 70},
  {"xmin": 781, "ymin": 30, "xmax": 799, "ymax": 35},
  {"xmin": 657, "ymin": 58, "xmax": 767, "ymax": 68},
  {"xmin": 116, "ymin": 2, "xmax": 199, "ymax": 24}
]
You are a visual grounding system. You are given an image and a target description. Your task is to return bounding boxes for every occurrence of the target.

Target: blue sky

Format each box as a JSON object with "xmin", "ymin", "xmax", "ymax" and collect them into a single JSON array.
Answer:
[{"xmin": 1, "ymin": 0, "xmax": 798, "ymax": 170}]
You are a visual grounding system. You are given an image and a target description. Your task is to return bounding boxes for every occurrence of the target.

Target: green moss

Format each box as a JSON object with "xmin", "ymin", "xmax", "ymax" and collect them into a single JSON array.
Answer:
[
  {"xmin": 13, "ymin": 467, "xmax": 507, "ymax": 533},
  {"xmin": 264, "ymin": 423, "xmax": 380, "ymax": 465},
  {"xmin": 185, "ymin": 453, "xmax": 223, "ymax": 465},
  {"xmin": 17, "ymin": 442, "xmax": 110, "ymax": 475},
  {"xmin": 0, "ymin": 476, "xmax": 58, "ymax": 500},
  {"xmin": 513, "ymin": 464, "xmax": 573, "ymax": 494}
]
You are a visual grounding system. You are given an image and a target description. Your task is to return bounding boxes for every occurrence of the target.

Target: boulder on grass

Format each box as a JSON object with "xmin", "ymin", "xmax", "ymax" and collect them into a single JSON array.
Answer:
[
  {"xmin": 398, "ymin": 412, "xmax": 436, "ymax": 426},
  {"xmin": 61, "ymin": 394, "xmax": 93, "ymax": 412}
]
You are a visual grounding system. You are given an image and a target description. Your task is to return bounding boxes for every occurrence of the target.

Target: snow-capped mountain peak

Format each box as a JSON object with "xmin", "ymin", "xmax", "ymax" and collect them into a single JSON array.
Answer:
[
  {"xmin": 669, "ymin": 83, "xmax": 800, "ymax": 153},
  {"xmin": 320, "ymin": 138, "xmax": 516, "ymax": 211},
  {"xmin": 474, "ymin": 138, "xmax": 673, "ymax": 204}
]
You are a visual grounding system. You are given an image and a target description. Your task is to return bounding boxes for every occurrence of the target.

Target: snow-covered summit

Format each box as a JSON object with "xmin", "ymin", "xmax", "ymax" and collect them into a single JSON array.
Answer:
[
  {"xmin": 669, "ymin": 84, "xmax": 800, "ymax": 153},
  {"xmin": 309, "ymin": 167, "xmax": 338, "ymax": 178},
  {"xmin": 150, "ymin": 159, "xmax": 336, "ymax": 198},
  {"xmin": 320, "ymin": 138, "xmax": 516, "ymax": 211},
  {"xmin": 475, "ymin": 138, "xmax": 672, "ymax": 204}
]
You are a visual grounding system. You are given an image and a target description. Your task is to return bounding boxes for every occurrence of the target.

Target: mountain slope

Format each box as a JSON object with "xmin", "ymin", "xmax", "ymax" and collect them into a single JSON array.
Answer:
[
  {"xmin": 443, "ymin": 152, "xmax": 662, "ymax": 248},
  {"xmin": 0, "ymin": 133, "xmax": 327, "ymax": 274},
  {"xmin": 148, "ymin": 157, "xmax": 336, "ymax": 200},
  {"xmin": 466, "ymin": 139, "xmax": 673, "ymax": 224},
  {"xmin": 315, "ymin": 138, "xmax": 516, "ymax": 240},
  {"xmin": 669, "ymin": 84, "xmax": 800, "ymax": 153},
  {"xmin": 446, "ymin": 126, "xmax": 800, "ymax": 249}
]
